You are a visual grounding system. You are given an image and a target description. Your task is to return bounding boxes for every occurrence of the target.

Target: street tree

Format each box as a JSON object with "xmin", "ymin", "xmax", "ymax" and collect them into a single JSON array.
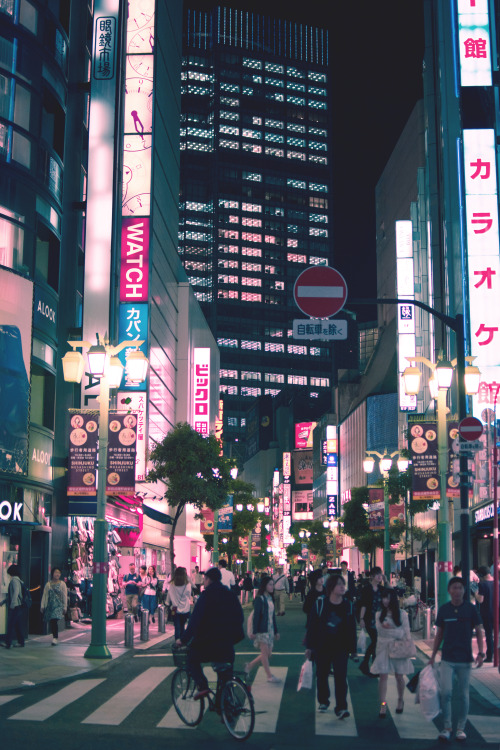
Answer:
[{"xmin": 147, "ymin": 422, "xmax": 232, "ymax": 572}]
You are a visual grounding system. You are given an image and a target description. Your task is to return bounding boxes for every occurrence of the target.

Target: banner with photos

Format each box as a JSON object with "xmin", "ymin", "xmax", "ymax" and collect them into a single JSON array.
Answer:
[
  {"xmin": 106, "ymin": 413, "xmax": 137, "ymax": 495},
  {"xmin": 67, "ymin": 413, "xmax": 99, "ymax": 495}
]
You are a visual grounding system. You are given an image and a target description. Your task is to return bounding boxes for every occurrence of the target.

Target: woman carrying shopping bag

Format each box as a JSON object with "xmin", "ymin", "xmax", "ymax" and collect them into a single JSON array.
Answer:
[
  {"xmin": 304, "ymin": 573, "xmax": 357, "ymax": 717},
  {"xmin": 370, "ymin": 588, "xmax": 415, "ymax": 717}
]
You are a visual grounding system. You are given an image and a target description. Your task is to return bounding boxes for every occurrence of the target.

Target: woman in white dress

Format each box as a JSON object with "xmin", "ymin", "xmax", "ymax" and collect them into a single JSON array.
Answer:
[{"xmin": 371, "ymin": 588, "xmax": 414, "ymax": 717}]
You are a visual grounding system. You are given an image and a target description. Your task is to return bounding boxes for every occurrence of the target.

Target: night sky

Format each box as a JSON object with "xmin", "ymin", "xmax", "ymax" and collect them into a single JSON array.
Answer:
[{"xmin": 186, "ymin": 0, "xmax": 425, "ymax": 321}]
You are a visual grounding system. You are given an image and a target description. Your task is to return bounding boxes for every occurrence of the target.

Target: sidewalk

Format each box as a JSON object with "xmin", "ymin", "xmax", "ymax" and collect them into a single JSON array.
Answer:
[
  {"xmin": 0, "ymin": 618, "xmax": 175, "ymax": 692},
  {"xmin": 412, "ymin": 629, "xmax": 500, "ymax": 709}
]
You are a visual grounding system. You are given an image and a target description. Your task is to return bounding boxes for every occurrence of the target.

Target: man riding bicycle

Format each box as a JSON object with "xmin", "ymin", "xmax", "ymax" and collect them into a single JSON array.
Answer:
[{"xmin": 176, "ymin": 566, "xmax": 244, "ymax": 699}]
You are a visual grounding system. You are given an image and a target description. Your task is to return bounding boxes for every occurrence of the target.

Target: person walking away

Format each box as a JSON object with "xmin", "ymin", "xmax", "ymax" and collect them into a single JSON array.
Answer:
[
  {"xmin": 474, "ymin": 565, "xmax": 497, "ymax": 663},
  {"xmin": 340, "ymin": 560, "xmax": 356, "ymax": 601},
  {"xmin": 218, "ymin": 559, "xmax": 235, "ymax": 589},
  {"xmin": 190, "ymin": 565, "xmax": 203, "ymax": 597},
  {"xmin": 429, "ymin": 576, "xmax": 485, "ymax": 743},
  {"xmin": 370, "ymin": 588, "xmax": 413, "ymax": 717},
  {"xmin": 177, "ymin": 567, "xmax": 244, "ymax": 699},
  {"xmin": 123, "ymin": 563, "xmax": 142, "ymax": 622},
  {"xmin": 273, "ymin": 567, "xmax": 289, "ymax": 615},
  {"xmin": 287, "ymin": 573, "xmax": 294, "ymax": 601},
  {"xmin": 166, "ymin": 566, "xmax": 192, "ymax": 640},
  {"xmin": 246, "ymin": 575, "xmax": 281, "ymax": 682},
  {"xmin": 253, "ymin": 572, "xmax": 261, "ymax": 599},
  {"xmin": 141, "ymin": 565, "xmax": 158, "ymax": 624},
  {"xmin": 242, "ymin": 571, "xmax": 254, "ymax": 604},
  {"xmin": 305, "ymin": 573, "xmax": 357, "ymax": 717},
  {"xmin": 358, "ymin": 566, "xmax": 384, "ymax": 677},
  {"xmin": 303, "ymin": 569, "xmax": 325, "ymax": 625},
  {"xmin": 0, "ymin": 564, "xmax": 26, "ymax": 648},
  {"xmin": 296, "ymin": 573, "xmax": 307, "ymax": 603},
  {"xmin": 41, "ymin": 567, "xmax": 67, "ymax": 645}
]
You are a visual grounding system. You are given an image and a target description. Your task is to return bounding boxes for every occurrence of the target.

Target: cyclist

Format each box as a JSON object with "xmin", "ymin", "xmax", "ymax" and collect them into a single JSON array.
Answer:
[{"xmin": 177, "ymin": 566, "xmax": 244, "ymax": 699}]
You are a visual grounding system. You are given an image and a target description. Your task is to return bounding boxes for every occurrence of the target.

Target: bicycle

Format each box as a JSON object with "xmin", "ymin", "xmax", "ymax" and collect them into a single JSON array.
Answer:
[{"xmin": 171, "ymin": 644, "xmax": 255, "ymax": 741}]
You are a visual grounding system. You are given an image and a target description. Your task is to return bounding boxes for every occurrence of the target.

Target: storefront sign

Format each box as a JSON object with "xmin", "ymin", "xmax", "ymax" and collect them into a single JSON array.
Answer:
[
  {"xmin": 93, "ymin": 15, "xmax": 117, "ymax": 79},
  {"xmin": 0, "ymin": 499, "xmax": 23, "ymax": 522},
  {"xmin": 474, "ymin": 502, "xmax": 500, "ymax": 524},
  {"xmin": 295, "ymin": 422, "xmax": 316, "ymax": 449},
  {"xmin": 28, "ymin": 429, "xmax": 53, "ymax": 484},
  {"xmin": 33, "ymin": 285, "xmax": 58, "ymax": 339},
  {"xmin": 218, "ymin": 494, "xmax": 233, "ymax": 532},
  {"xmin": 283, "ymin": 452, "xmax": 291, "ymax": 478},
  {"xmin": 293, "ymin": 450, "xmax": 313, "ymax": 485},
  {"xmin": 118, "ymin": 391, "xmax": 146, "ymax": 482},
  {"xmin": 193, "ymin": 348, "xmax": 210, "ymax": 435},
  {"xmin": 327, "ymin": 495, "xmax": 337, "ymax": 518},
  {"xmin": 67, "ymin": 413, "xmax": 99, "ymax": 495},
  {"xmin": 106, "ymin": 413, "xmax": 137, "ymax": 495},
  {"xmin": 457, "ymin": 0, "xmax": 492, "ymax": 87},
  {"xmin": 396, "ymin": 220, "xmax": 417, "ymax": 411},
  {"xmin": 117, "ymin": 303, "xmax": 149, "ymax": 391},
  {"xmin": 120, "ymin": 218, "xmax": 150, "ymax": 302},
  {"xmin": 409, "ymin": 419, "xmax": 460, "ymax": 499}
]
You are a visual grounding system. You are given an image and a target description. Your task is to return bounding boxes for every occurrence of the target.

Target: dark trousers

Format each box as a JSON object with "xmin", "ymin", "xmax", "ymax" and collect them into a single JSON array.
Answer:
[
  {"xmin": 6, "ymin": 606, "xmax": 25, "ymax": 647},
  {"xmin": 186, "ymin": 648, "xmax": 232, "ymax": 692},
  {"xmin": 483, "ymin": 617, "xmax": 493, "ymax": 660},
  {"xmin": 50, "ymin": 618, "xmax": 59, "ymax": 638},
  {"xmin": 361, "ymin": 625, "xmax": 377, "ymax": 666},
  {"xmin": 316, "ymin": 651, "xmax": 349, "ymax": 709},
  {"xmin": 174, "ymin": 612, "xmax": 190, "ymax": 641}
]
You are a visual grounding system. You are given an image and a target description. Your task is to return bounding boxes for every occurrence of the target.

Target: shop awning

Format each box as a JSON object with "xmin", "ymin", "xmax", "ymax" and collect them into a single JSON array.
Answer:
[{"xmin": 142, "ymin": 504, "xmax": 173, "ymax": 525}]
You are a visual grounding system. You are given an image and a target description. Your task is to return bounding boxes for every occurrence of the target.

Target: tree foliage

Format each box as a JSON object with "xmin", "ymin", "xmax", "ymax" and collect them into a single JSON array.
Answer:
[{"xmin": 147, "ymin": 422, "xmax": 232, "ymax": 572}]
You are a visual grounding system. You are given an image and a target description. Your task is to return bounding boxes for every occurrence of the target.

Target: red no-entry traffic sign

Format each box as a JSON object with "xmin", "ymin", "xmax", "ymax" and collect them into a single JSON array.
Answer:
[
  {"xmin": 458, "ymin": 416, "xmax": 483, "ymax": 442},
  {"xmin": 293, "ymin": 266, "xmax": 348, "ymax": 318}
]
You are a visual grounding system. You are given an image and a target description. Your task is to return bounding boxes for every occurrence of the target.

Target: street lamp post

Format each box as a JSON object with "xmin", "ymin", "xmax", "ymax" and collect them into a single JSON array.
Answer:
[
  {"xmin": 62, "ymin": 336, "xmax": 148, "ymax": 659},
  {"xmin": 363, "ymin": 451, "xmax": 409, "ymax": 582}
]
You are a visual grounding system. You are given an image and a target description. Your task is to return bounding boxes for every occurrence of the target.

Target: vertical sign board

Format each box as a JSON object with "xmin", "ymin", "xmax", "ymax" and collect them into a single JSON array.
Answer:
[
  {"xmin": 82, "ymin": 0, "xmax": 120, "ymax": 406},
  {"xmin": 457, "ymin": 0, "xmax": 492, "ymax": 87},
  {"xmin": 117, "ymin": 303, "xmax": 149, "ymax": 391},
  {"xmin": 118, "ymin": 391, "xmax": 146, "ymax": 482},
  {"xmin": 395, "ymin": 220, "xmax": 417, "ymax": 411},
  {"xmin": 463, "ymin": 130, "xmax": 500, "ymax": 417},
  {"xmin": 106, "ymin": 414, "xmax": 137, "ymax": 495},
  {"xmin": 325, "ymin": 425, "xmax": 338, "ymax": 512},
  {"xmin": 193, "ymin": 348, "xmax": 210, "ymax": 435}
]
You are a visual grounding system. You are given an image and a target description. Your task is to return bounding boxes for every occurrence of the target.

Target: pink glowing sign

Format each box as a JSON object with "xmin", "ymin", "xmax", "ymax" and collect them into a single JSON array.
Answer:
[{"xmin": 120, "ymin": 217, "xmax": 150, "ymax": 302}]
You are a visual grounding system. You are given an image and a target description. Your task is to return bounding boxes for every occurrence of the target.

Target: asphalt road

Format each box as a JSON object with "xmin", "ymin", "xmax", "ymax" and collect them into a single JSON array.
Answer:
[{"xmin": 0, "ymin": 599, "xmax": 498, "ymax": 750}]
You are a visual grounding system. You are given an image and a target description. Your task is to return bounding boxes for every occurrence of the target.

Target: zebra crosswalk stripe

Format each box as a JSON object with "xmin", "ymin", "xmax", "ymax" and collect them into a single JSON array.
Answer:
[
  {"xmin": 384, "ymin": 679, "xmax": 437, "ymax": 739},
  {"xmin": 9, "ymin": 680, "xmax": 106, "ymax": 722},
  {"xmin": 315, "ymin": 676, "xmax": 357, "ymax": 736},
  {"xmin": 82, "ymin": 667, "xmax": 174, "ymax": 726},
  {"xmin": 252, "ymin": 667, "xmax": 288, "ymax": 733},
  {"xmin": 0, "ymin": 695, "xmax": 21, "ymax": 706},
  {"xmin": 468, "ymin": 715, "xmax": 500, "ymax": 742},
  {"xmin": 157, "ymin": 666, "xmax": 218, "ymax": 729}
]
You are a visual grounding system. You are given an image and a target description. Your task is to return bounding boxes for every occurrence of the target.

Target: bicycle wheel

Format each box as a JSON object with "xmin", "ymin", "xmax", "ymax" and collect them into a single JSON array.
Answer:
[
  {"xmin": 171, "ymin": 668, "xmax": 205, "ymax": 726},
  {"xmin": 221, "ymin": 677, "xmax": 255, "ymax": 741}
]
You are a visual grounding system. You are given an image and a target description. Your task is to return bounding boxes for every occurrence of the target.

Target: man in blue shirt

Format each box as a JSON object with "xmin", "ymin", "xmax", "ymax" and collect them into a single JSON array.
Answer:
[
  {"xmin": 123, "ymin": 563, "xmax": 141, "ymax": 622},
  {"xmin": 429, "ymin": 577, "xmax": 485, "ymax": 743}
]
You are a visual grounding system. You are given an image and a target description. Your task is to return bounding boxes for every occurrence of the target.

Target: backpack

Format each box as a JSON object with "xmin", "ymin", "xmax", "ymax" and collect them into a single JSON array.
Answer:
[{"xmin": 21, "ymin": 581, "xmax": 32, "ymax": 609}]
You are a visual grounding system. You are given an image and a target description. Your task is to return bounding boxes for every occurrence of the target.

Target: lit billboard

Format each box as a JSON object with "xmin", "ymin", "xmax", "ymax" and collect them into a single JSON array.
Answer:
[
  {"xmin": 457, "ymin": 0, "xmax": 492, "ymax": 87},
  {"xmin": 193, "ymin": 348, "xmax": 210, "ymax": 435},
  {"xmin": 396, "ymin": 220, "xmax": 417, "ymax": 411}
]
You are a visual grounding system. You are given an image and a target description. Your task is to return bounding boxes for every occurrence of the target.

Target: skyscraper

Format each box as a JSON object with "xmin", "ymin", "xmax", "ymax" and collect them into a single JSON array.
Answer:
[{"xmin": 179, "ymin": 6, "xmax": 333, "ymax": 450}]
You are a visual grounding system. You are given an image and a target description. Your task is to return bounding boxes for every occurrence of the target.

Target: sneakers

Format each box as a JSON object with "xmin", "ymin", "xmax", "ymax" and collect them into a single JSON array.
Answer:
[
  {"xmin": 438, "ymin": 729, "xmax": 452, "ymax": 742},
  {"xmin": 152, "ymin": 616, "xmax": 155, "ymax": 624},
  {"xmin": 455, "ymin": 730, "xmax": 467, "ymax": 742},
  {"xmin": 335, "ymin": 708, "xmax": 350, "ymax": 719},
  {"xmin": 51, "ymin": 638, "xmax": 58, "ymax": 645},
  {"xmin": 267, "ymin": 675, "xmax": 281, "ymax": 684},
  {"xmin": 318, "ymin": 704, "xmax": 328, "ymax": 713}
]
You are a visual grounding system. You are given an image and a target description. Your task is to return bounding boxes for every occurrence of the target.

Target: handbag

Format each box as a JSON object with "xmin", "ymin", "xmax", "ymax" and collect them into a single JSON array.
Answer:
[{"xmin": 389, "ymin": 637, "xmax": 417, "ymax": 659}]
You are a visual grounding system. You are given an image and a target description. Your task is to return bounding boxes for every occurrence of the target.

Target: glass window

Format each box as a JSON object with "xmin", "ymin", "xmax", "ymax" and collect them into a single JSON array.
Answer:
[
  {"xmin": 287, "ymin": 253, "xmax": 307, "ymax": 263},
  {"xmin": 287, "ymin": 345, "xmax": 307, "ymax": 355},
  {"xmin": 308, "ymin": 86, "xmax": 326, "ymax": 96},
  {"xmin": 310, "ymin": 377, "xmax": 329, "ymax": 387},
  {"xmin": 243, "ymin": 172, "xmax": 262, "ymax": 182},
  {"xmin": 265, "ymin": 132, "xmax": 284, "ymax": 143},
  {"xmin": 310, "ymin": 213, "xmax": 328, "ymax": 223},
  {"xmin": 217, "ymin": 337, "xmax": 238, "ymax": 348},
  {"xmin": 287, "ymin": 137, "xmax": 305, "ymax": 147},
  {"xmin": 243, "ymin": 58, "xmax": 262, "ymax": 69},
  {"xmin": 241, "ymin": 291, "xmax": 261, "ymax": 302},
  {"xmin": 309, "ymin": 182, "xmax": 328, "ymax": 192},
  {"xmin": 220, "ymin": 369, "xmax": 238, "ymax": 379},
  {"xmin": 241, "ymin": 371, "xmax": 261, "ymax": 381},
  {"xmin": 19, "ymin": 0, "xmax": 37, "ymax": 33},
  {"xmin": 266, "ymin": 77, "xmax": 283, "ymax": 87},
  {"xmin": 35, "ymin": 223, "xmax": 60, "ymax": 291},
  {"xmin": 265, "ymin": 119, "xmax": 283, "ymax": 129},
  {"xmin": 220, "ymin": 110, "xmax": 239, "ymax": 121},
  {"xmin": 241, "ymin": 202, "xmax": 261, "ymax": 213},
  {"xmin": 242, "ymin": 128, "xmax": 260, "ymax": 139},
  {"xmin": 241, "ymin": 340, "xmax": 261, "ymax": 350},
  {"xmin": 287, "ymin": 82, "xmax": 305, "ymax": 92},
  {"xmin": 0, "ymin": 208, "xmax": 24, "ymax": 270},
  {"xmin": 287, "ymin": 179, "xmax": 307, "ymax": 189},
  {"xmin": 309, "ymin": 256, "xmax": 328, "ymax": 265},
  {"xmin": 265, "ymin": 63, "xmax": 284, "ymax": 73},
  {"xmin": 265, "ymin": 373, "xmax": 284, "ymax": 383},
  {"xmin": 288, "ymin": 374, "xmax": 307, "ymax": 385},
  {"xmin": 30, "ymin": 364, "xmax": 55, "ymax": 430},
  {"xmin": 241, "ymin": 247, "xmax": 261, "ymax": 257},
  {"xmin": 242, "ymin": 277, "xmax": 261, "ymax": 287},
  {"xmin": 220, "ymin": 385, "xmax": 238, "ymax": 395},
  {"xmin": 265, "ymin": 342, "xmax": 284, "ymax": 353},
  {"xmin": 12, "ymin": 131, "xmax": 31, "ymax": 168},
  {"xmin": 241, "ymin": 386, "xmax": 261, "ymax": 397},
  {"xmin": 308, "ymin": 71, "xmax": 327, "ymax": 82},
  {"xmin": 32, "ymin": 338, "xmax": 56, "ymax": 368}
]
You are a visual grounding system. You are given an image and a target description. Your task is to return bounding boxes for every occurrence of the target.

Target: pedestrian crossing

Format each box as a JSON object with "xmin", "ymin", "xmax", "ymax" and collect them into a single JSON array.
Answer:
[{"xmin": 0, "ymin": 665, "xmax": 497, "ymax": 743}]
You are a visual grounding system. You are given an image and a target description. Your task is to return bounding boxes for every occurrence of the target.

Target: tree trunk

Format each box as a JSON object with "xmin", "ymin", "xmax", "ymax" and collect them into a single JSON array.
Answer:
[{"xmin": 169, "ymin": 504, "xmax": 184, "ymax": 575}]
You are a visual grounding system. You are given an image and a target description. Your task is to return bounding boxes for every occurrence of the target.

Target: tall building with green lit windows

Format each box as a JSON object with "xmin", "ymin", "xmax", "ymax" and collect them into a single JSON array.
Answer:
[{"xmin": 179, "ymin": 6, "xmax": 333, "ymax": 451}]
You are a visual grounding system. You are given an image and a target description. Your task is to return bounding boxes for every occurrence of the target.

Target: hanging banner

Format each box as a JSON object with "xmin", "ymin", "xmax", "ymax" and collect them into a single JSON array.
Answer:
[
  {"xmin": 217, "ymin": 494, "xmax": 233, "ymax": 532},
  {"xmin": 106, "ymin": 414, "xmax": 137, "ymax": 495},
  {"xmin": 67, "ymin": 413, "xmax": 99, "ymax": 495},
  {"xmin": 389, "ymin": 499, "xmax": 405, "ymax": 525},
  {"xmin": 368, "ymin": 488, "xmax": 385, "ymax": 530},
  {"xmin": 409, "ymin": 419, "xmax": 460, "ymax": 500},
  {"xmin": 200, "ymin": 506, "xmax": 214, "ymax": 534}
]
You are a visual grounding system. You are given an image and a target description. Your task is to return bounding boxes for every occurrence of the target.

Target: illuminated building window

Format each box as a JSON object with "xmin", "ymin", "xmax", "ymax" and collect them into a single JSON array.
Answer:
[
  {"xmin": 242, "ymin": 262, "xmax": 261, "ymax": 272},
  {"xmin": 273, "ymin": 281, "xmax": 285, "ymax": 290},
  {"xmin": 308, "ymin": 71, "xmax": 327, "ymax": 82},
  {"xmin": 309, "ymin": 196, "xmax": 328, "ymax": 208},
  {"xmin": 266, "ymin": 77, "xmax": 283, "ymax": 88},
  {"xmin": 195, "ymin": 291, "xmax": 212, "ymax": 302},
  {"xmin": 309, "ymin": 127, "xmax": 327, "ymax": 137},
  {"xmin": 242, "ymin": 202, "xmax": 261, "ymax": 213},
  {"xmin": 186, "ymin": 142, "xmax": 212, "ymax": 152},
  {"xmin": 265, "ymin": 132, "xmax": 284, "ymax": 143},
  {"xmin": 242, "ymin": 128, "xmax": 261, "ymax": 139},
  {"xmin": 287, "ymin": 137, "xmax": 306, "ymax": 147},
  {"xmin": 310, "ymin": 347, "xmax": 320, "ymax": 356},
  {"xmin": 220, "ymin": 110, "xmax": 239, "ymax": 121},
  {"xmin": 309, "ymin": 100, "xmax": 327, "ymax": 109},
  {"xmin": 265, "ymin": 119, "xmax": 284, "ymax": 129},
  {"xmin": 219, "ymin": 244, "xmax": 239, "ymax": 254},
  {"xmin": 186, "ymin": 201, "xmax": 210, "ymax": 211},
  {"xmin": 287, "ymin": 179, "xmax": 306, "ymax": 189},
  {"xmin": 287, "ymin": 82, "xmax": 305, "ymax": 92},
  {"xmin": 243, "ymin": 172, "xmax": 262, "ymax": 181},
  {"xmin": 227, "ymin": 417, "xmax": 238, "ymax": 426},
  {"xmin": 288, "ymin": 224, "xmax": 298, "ymax": 233},
  {"xmin": 244, "ymin": 85, "xmax": 254, "ymax": 95},
  {"xmin": 265, "ymin": 388, "xmax": 281, "ymax": 396},
  {"xmin": 288, "ymin": 123, "xmax": 306, "ymax": 133},
  {"xmin": 186, "ymin": 231, "xmax": 211, "ymax": 241},
  {"xmin": 220, "ymin": 82, "xmax": 240, "ymax": 92},
  {"xmin": 265, "ymin": 372, "xmax": 285, "ymax": 383},
  {"xmin": 252, "ymin": 117, "xmax": 262, "ymax": 125},
  {"xmin": 218, "ymin": 259, "xmax": 238, "ymax": 269},
  {"xmin": 288, "ymin": 150, "xmax": 306, "ymax": 161},
  {"xmin": 266, "ymin": 327, "xmax": 283, "ymax": 337},
  {"xmin": 242, "ymin": 218, "xmax": 261, "ymax": 228},
  {"xmin": 288, "ymin": 374, "xmax": 307, "ymax": 385},
  {"xmin": 309, "ymin": 256, "xmax": 328, "ymax": 265},
  {"xmin": 241, "ymin": 340, "xmax": 261, "ymax": 350},
  {"xmin": 287, "ymin": 96, "xmax": 305, "ymax": 105},
  {"xmin": 264, "ymin": 235, "xmax": 276, "ymax": 244},
  {"xmin": 220, "ymin": 125, "xmax": 239, "ymax": 135},
  {"xmin": 242, "ymin": 276, "xmax": 261, "ymax": 287},
  {"xmin": 186, "ymin": 261, "xmax": 209, "ymax": 271},
  {"xmin": 227, "ymin": 215, "xmax": 239, "ymax": 224},
  {"xmin": 241, "ymin": 291, "xmax": 262, "ymax": 302},
  {"xmin": 241, "ymin": 232, "xmax": 261, "ymax": 242},
  {"xmin": 310, "ymin": 141, "xmax": 327, "ymax": 151},
  {"xmin": 310, "ymin": 377, "xmax": 330, "ymax": 387},
  {"xmin": 287, "ymin": 253, "xmax": 307, "ymax": 263},
  {"xmin": 265, "ymin": 62, "xmax": 284, "ymax": 73},
  {"xmin": 221, "ymin": 385, "xmax": 238, "ymax": 395},
  {"xmin": 242, "ymin": 247, "xmax": 262, "ymax": 257},
  {"xmin": 217, "ymin": 338, "xmax": 238, "ymax": 347},
  {"xmin": 218, "ymin": 274, "xmax": 238, "ymax": 284},
  {"xmin": 241, "ymin": 370, "xmax": 261, "ymax": 381},
  {"xmin": 241, "ymin": 418, "xmax": 246, "ymax": 427},
  {"xmin": 265, "ymin": 265, "xmax": 277, "ymax": 274},
  {"xmin": 309, "ymin": 227, "xmax": 328, "ymax": 238},
  {"xmin": 220, "ymin": 369, "xmax": 238, "ymax": 379},
  {"xmin": 287, "ymin": 239, "xmax": 298, "ymax": 248},
  {"xmin": 309, "ymin": 154, "xmax": 328, "ymax": 164},
  {"xmin": 308, "ymin": 86, "xmax": 326, "ymax": 96},
  {"xmin": 310, "ymin": 182, "xmax": 328, "ymax": 192},
  {"xmin": 287, "ymin": 66, "xmax": 304, "ymax": 78},
  {"xmin": 219, "ymin": 199, "xmax": 239, "ymax": 209},
  {"xmin": 267, "ymin": 93, "xmax": 284, "ymax": 102},
  {"xmin": 287, "ymin": 345, "xmax": 307, "ymax": 355},
  {"xmin": 265, "ymin": 147, "xmax": 284, "ymax": 157},
  {"xmin": 242, "ymin": 143, "xmax": 262, "ymax": 153},
  {"xmin": 218, "ymin": 229, "xmax": 239, "ymax": 239},
  {"xmin": 218, "ymin": 289, "xmax": 239, "ymax": 299},
  {"xmin": 252, "ymin": 76, "xmax": 262, "ymax": 83},
  {"xmin": 243, "ymin": 58, "xmax": 262, "ymax": 69},
  {"xmin": 310, "ymin": 214, "xmax": 328, "ymax": 223},
  {"xmin": 241, "ymin": 386, "xmax": 261, "ymax": 397},
  {"xmin": 265, "ymin": 342, "xmax": 284, "ymax": 353},
  {"xmin": 220, "ymin": 139, "xmax": 239, "ymax": 149}
]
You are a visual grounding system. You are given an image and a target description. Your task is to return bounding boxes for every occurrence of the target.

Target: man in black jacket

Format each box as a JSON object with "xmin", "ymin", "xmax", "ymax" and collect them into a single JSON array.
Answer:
[{"xmin": 178, "ymin": 567, "xmax": 244, "ymax": 697}]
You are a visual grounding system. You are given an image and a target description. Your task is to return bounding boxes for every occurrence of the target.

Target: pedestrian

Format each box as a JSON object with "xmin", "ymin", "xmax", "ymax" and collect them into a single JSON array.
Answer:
[
  {"xmin": 190, "ymin": 565, "xmax": 203, "ymax": 597},
  {"xmin": 166, "ymin": 566, "xmax": 192, "ymax": 640},
  {"xmin": 303, "ymin": 569, "xmax": 325, "ymax": 624},
  {"xmin": 340, "ymin": 560, "xmax": 356, "ymax": 601},
  {"xmin": 242, "ymin": 571, "xmax": 254, "ymax": 604},
  {"xmin": 218, "ymin": 558, "xmax": 236, "ymax": 589},
  {"xmin": 293, "ymin": 571, "xmax": 299, "ymax": 598},
  {"xmin": 123, "ymin": 562, "xmax": 142, "ymax": 622},
  {"xmin": 177, "ymin": 567, "xmax": 244, "ymax": 699},
  {"xmin": 253, "ymin": 571, "xmax": 261, "ymax": 599},
  {"xmin": 41, "ymin": 567, "xmax": 68, "ymax": 645},
  {"xmin": 273, "ymin": 566, "xmax": 289, "ymax": 615},
  {"xmin": 370, "ymin": 588, "xmax": 413, "ymax": 717},
  {"xmin": 429, "ymin": 576, "xmax": 485, "ymax": 743},
  {"xmin": 295, "ymin": 572, "xmax": 306, "ymax": 604},
  {"xmin": 287, "ymin": 572, "xmax": 294, "ymax": 601},
  {"xmin": 0, "ymin": 564, "xmax": 26, "ymax": 648},
  {"xmin": 245, "ymin": 575, "xmax": 281, "ymax": 683},
  {"xmin": 474, "ymin": 565, "xmax": 499, "ymax": 663},
  {"xmin": 141, "ymin": 565, "xmax": 158, "ymax": 624},
  {"xmin": 304, "ymin": 573, "xmax": 357, "ymax": 717},
  {"xmin": 358, "ymin": 566, "xmax": 384, "ymax": 677}
]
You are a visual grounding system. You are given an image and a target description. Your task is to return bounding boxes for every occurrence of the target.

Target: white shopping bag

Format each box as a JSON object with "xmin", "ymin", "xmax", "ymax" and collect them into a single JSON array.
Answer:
[
  {"xmin": 297, "ymin": 659, "xmax": 313, "ymax": 691},
  {"xmin": 357, "ymin": 628, "xmax": 367, "ymax": 654},
  {"xmin": 417, "ymin": 664, "xmax": 441, "ymax": 721}
]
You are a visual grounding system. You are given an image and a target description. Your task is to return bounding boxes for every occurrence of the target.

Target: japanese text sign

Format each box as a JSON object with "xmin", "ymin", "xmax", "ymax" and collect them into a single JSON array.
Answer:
[
  {"xmin": 67, "ymin": 413, "xmax": 99, "ymax": 496},
  {"xmin": 106, "ymin": 413, "xmax": 138, "ymax": 495},
  {"xmin": 457, "ymin": 0, "xmax": 492, "ymax": 87},
  {"xmin": 118, "ymin": 303, "xmax": 149, "ymax": 391},
  {"xmin": 120, "ymin": 218, "xmax": 150, "ymax": 302},
  {"xmin": 193, "ymin": 348, "xmax": 210, "ymax": 435}
]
